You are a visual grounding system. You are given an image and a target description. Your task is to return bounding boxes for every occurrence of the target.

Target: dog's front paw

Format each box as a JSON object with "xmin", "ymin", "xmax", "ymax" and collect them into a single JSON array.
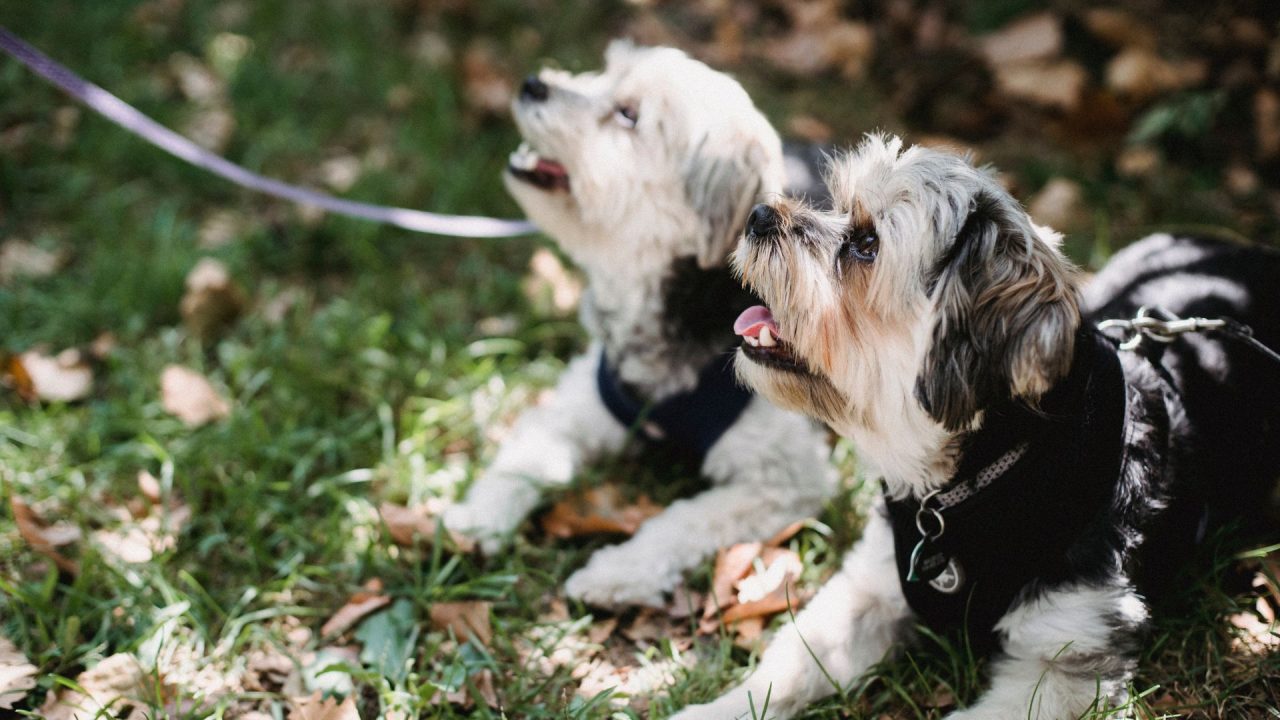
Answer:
[
  {"xmin": 565, "ymin": 548, "xmax": 673, "ymax": 609},
  {"xmin": 440, "ymin": 503, "xmax": 509, "ymax": 556}
]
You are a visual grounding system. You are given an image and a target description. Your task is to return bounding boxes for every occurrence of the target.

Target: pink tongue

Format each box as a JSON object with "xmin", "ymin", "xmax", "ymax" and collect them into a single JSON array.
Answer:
[
  {"xmin": 734, "ymin": 305, "xmax": 780, "ymax": 338},
  {"xmin": 535, "ymin": 158, "xmax": 567, "ymax": 178}
]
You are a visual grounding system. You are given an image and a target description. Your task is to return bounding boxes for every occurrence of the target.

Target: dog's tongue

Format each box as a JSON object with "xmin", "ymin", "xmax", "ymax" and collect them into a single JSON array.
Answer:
[
  {"xmin": 535, "ymin": 157, "xmax": 567, "ymax": 179},
  {"xmin": 734, "ymin": 305, "xmax": 780, "ymax": 339}
]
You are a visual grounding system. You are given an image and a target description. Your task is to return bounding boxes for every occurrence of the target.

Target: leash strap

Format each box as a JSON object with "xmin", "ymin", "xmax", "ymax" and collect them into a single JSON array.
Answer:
[
  {"xmin": 1098, "ymin": 305, "xmax": 1280, "ymax": 365},
  {"xmin": 0, "ymin": 26, "xmax": 539, "ymax": 239}
]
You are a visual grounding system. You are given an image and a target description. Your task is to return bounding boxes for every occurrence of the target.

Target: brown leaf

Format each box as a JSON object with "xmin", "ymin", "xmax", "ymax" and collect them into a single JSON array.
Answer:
[
  {"xmin": 1082, "ymin": 8, "xmax": 1157, "ymax": 51},
  {"xmin": 377, "ymin": 502, "xmax": 476, "ymax": 553},
  {"xmin": 1229, "ymin": 610, "xmax": 1280, "ymax": 654},
  {"xmin": 91, "ymin": 494, "xmax": 191, "ymax": 565},
  {"xmin": 540, "ymin": 484, "xmax": 663, "ymax": 539},
  {"xmin": 979, "ymin": 12, "xmax": 1062, "ymax": 66},
  {"xmin": 587, "ymin": 617, "xmax": 619, "ymax": 645},
  {"xmin": 429, "ymin": 601, "xmax": 492, "ymax": 647},
  {"xmin": 461, "ymin": 41, "xmax": 512, "ymax": 115},
  {"xmin": 288, "ymin": 693, "xmax": 360, "ymax": 720},
  {"xmin": 992, "ymin": 60, "xmax": 1088, "ymax": 112},
  {"xmin": 40, "ymin": 653, "xmax": 152, "ymax": 720},
  {"xmin": 0, "ymin": 239, "xmax": 65, "ymax": 282},
  {"xmin": 3, "ymin": 353, "xmax": 36, "ymax": 402},
  {"xmin": 0, "ymin": 636, "xmax": 37, "ymax": 710},
  {"xmin": 701, "ymin": 544, "xmax": 806, "ymax": 635},
  {"xmin": 138, "ymin": 470, "xmax": 163, "ymax": 504},
  {"xmin": 522, "ymin": 248, "xmax": 583, "ymax": 316},
  {"xmin": 10, "ymin": 496, "xmax": 80, "ymax": 574},
  {"xmin": 179, "ymin": 258, "xmax": 245, "ymax": 340},
  {"xmin": 764, "ymin": 520, "xmax": 807, "ymax": 548},
  {"xmin": 321, "ymin": 581, "xmax": 391, "ymax": 638},
  {"xmin": 13, "ymin": 349, "xmax": 93, "ymax": 403},
  {"xmin": 1256, "ymin": 89, "xmax": 1280, "ymax": 162},
  {"xmin": 721, "ymin": 550, "xmax": 804, "ymax": 624},
  {"xmin": 161, "ymin": 365, "xmax": 230, "ymax": 427},
  {"xmin": 1028, "ymin": 178, "xmax": 1088, "ymax": 232},
  {"xmin": 1106, "ymin": 49, "xmax": 1207, "ymax": 101},
  {"xmin": 702, "ymin": 542, "xmax": 763, "ymax": 621}
]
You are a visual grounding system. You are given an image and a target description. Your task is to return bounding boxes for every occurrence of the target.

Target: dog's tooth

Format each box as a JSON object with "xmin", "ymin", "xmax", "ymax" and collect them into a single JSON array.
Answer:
[
  {"xmin": 759, "ymin": 326, "xmax": 776, "ymax": 347},
  {"xmin": 509, "ymin": 142, "xmax": 539, "ymax": 170},
  {"xmin": 745, "ymin": 335, "xmax": 760, "ymax": 347}
]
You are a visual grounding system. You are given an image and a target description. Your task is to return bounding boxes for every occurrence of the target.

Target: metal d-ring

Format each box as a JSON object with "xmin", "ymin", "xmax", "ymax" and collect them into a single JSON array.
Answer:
[{"xmin": 914, "ymin": 489, "xmax": 945, "ymax": 540}]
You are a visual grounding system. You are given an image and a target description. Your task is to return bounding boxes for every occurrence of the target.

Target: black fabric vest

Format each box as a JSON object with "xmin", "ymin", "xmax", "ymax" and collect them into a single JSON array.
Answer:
[
  {"xmin": 596, "ymin": 349, "xmax": 753, "ymax": 462},
  {"xmin": 885, "ymin": 329, "xmax": 1128, "ymax": 645}
]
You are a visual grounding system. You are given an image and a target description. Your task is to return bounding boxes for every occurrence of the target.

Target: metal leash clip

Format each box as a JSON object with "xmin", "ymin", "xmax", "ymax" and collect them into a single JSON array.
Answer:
[{"xmin": 1097, "ymin": 306, "xmax": 1226, "ymax": 351}]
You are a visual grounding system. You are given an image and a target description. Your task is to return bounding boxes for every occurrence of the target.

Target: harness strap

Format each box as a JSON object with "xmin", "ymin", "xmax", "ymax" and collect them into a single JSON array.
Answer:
[{"xmin": 596, "ymin": 349, "xmax": 752, "ymax": 461}]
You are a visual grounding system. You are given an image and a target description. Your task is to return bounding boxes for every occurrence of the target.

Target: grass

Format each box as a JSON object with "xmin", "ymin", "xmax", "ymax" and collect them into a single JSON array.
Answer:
[{"xmin": 2, "ymin": 1, "xmax": 1277, "ymax": 718}]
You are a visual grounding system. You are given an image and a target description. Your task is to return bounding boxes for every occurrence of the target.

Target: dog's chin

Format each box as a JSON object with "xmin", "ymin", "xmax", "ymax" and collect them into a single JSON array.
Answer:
[{"xmin": 734, "ymin": 347, "xmax": 848, "ymax": 425}]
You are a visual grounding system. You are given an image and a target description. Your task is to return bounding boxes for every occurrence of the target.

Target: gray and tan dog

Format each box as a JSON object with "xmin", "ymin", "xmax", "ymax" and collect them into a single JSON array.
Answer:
[
  {"xmin": 672, "ymin": 134, "xmax": 1280, "ymax": 719},
  {"xmin": 444, "ymin": 41, "xmax": 835, "ymax": 609}
]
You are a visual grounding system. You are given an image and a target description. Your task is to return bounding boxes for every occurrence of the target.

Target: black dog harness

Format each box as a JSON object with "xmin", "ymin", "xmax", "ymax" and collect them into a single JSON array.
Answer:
[
  {"xmin": 885, "ymin": 329, "xmax": 1128, "ymax": 642},
  {"xmin": 596, "ymin": 349, "xmax": 752, "ymax": 461}
]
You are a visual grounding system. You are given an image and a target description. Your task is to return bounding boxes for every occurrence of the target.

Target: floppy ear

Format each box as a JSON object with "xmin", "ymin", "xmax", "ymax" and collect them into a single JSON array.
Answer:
[
  {"xmin": 683, "ymin": 132, "xmax": 781, "ymax": 269},
  {"xmin": 914, "ymin": 190, "xmax": 1081, "ymax": 432}
]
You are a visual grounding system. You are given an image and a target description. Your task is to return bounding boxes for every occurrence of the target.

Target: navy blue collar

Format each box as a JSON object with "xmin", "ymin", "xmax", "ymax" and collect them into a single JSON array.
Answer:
[{"xmin": 596, "ymin": 348, "xmax": 753, "ymax": 462}]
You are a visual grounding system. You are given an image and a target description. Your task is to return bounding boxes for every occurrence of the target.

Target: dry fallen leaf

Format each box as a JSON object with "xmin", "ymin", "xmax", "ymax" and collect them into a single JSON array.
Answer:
[
  {"xmin": 979, "ymin": 12, "xmax": 1062, "ymax": 66},
  {"xmin": 1229, "ymin": 610, "xmax": 1280, "ymax": 654},
  {"xmin": 1106, "ymin": 48, "xmax": 1207, "ymax": 101},
  {"xmin": 522, "ymin": 248, "xmax": 583, "ymax": 316},
  {"xmin": 0, "ymin": 239, "xmax": 65, "ymax": 282},
  {"xmin": 0, "ymin": 635, "xmax": 37, "ymax": 710},
  {"xmin": 377, "ymin": 502, "xmax": 476, "ymax": 552},
  {"xmin": 992, "ymin": 60, "xmax": 1088, "ymax": 112},
  {"xmin": 700, "ymin": 543, "xmax": 806, "ymax": 638},
  {"xmin": 288, "ymin": 692, "xmax": 360, "ymax": 720},
  {"xmin": 539, "ymin": 484, "xmax": 663, "ymax": 539},
  {"xmin": 12, "ymin": 349, "xmax": 93, "ymax": 403},
  {"xmin": 320, "ymin": 583, "xmax": 392, "ymax": 639},
  {"xmin": 461, "ymin": 41, "xmax": 512, "ymax": 115},
  {"xmin": 10, "ymin": 496, "xmax": 80, "ymax": 574},
  {"xmin": 161, "ymin": 365, "xmax": 231, "ymax": 427},
  {"xmin": 91, "ymin": 486, "xmax": 191, "ymax": 566},
  {"xmin": 1028, "ymin": 177, "xmax": 1088, "ymax": 232},
  {"xmin": 180, "ymin": 258, "xmax": 246, "ymax": 340},
  {"xmin": 40, "ymin": 653, "xmax": 153, "ymax": 720},
  {"xmin": 1256, "ymin": 89, "xmax": 1280, "ymax": 162},
  {"xmin": 429, "ymin": 601, "xmax": 492, "ymax": 647}
]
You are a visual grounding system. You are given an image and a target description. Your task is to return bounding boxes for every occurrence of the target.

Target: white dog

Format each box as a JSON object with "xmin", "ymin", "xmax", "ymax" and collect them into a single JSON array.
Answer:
[
  {"xmin": 443, "ymin": 41, "xmax": 835, "ymax": 609},
  {"xmin": 671, "ymin": 134, "xmax": 1280, "ymax": 718}
]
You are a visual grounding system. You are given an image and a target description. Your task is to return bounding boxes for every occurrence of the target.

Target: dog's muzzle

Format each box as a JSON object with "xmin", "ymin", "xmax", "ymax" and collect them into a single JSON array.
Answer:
[
  {"xmin": 520, "ymin": 75, "xmax": 549, "ymax": 102},
  {"xmin": 746, "ymin": 203, "xmax": 779, "ymax": 241}
]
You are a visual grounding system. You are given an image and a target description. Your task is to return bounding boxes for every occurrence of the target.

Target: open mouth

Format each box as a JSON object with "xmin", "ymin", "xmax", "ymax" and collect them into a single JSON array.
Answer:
[
  {"xmin": 734, "ymin": 305, "xmax": 809, "ymax": 373},
  {"xmin": 507, "ymin": 142, "xmax": 570, "ymax": 192}
]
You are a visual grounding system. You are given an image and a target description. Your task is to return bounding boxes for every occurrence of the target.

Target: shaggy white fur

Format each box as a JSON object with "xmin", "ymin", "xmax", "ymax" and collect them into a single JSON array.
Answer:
[{"xmin": 443, "ymin": 41, "xmax": 835, "ymax": 609}]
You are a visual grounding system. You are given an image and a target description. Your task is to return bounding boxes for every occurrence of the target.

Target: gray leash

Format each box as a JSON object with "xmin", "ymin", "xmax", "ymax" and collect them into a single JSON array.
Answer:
[{"xmin": 0, "ymin": 26, "xmax": 538, "ymax": 239}]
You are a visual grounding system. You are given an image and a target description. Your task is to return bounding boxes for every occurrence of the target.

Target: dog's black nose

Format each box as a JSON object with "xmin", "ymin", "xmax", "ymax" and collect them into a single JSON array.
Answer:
[
  {"xmin": 520, "ymin": 75, "xmax": 549, "ymax": 102},
  {"xmin": 747, "ymin": 203, "xmax": 778, "ymax": 239}
]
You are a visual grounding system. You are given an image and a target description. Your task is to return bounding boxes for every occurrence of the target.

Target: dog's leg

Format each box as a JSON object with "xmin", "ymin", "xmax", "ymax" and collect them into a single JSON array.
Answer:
[
  {"xmin": 667, "ymin": 505, "xmax": 909, "ymax": 720},
  {"xmin": 565, "ymin": 400, "xmax": 836, "ymax": 607},
  {"xmin": 946, "ymin": 581, "xmax": 1146, "ymax": 720},
  {"xmin": 443, "ymin": 346, "xmax": 628, "ymax": 553}
]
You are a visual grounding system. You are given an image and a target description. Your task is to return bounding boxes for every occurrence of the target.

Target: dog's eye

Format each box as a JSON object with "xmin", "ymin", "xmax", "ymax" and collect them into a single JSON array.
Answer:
[
  {"xmin": 841, "ymin": 230, "xmax": 879, "ymax": 264},
  {"xmin": 614, "ymin": 104, "xmax": 639, "ymax": 128}
]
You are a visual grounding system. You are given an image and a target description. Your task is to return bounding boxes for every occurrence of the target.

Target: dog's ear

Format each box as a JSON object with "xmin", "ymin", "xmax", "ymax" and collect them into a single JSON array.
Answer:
[
  {"xmin": 683, "ymin": 131, "xmax": 781, "ymax": 269},
  {"xmin": 914, "ymin": 190, "xmax": 1080, "ymax": 431}
]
